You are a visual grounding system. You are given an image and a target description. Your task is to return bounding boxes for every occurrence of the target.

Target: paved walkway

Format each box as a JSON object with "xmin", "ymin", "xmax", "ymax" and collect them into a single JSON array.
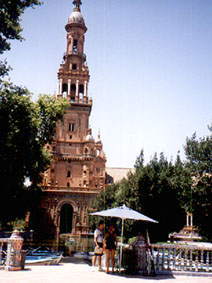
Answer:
[{"xmin": 0, "ymin": 262, "xmax": 212, "ymax": 283}]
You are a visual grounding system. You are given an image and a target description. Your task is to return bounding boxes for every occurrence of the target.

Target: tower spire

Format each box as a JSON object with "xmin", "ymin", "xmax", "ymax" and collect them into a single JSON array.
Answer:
[
  {"xmin": 98, "ymin": 129, "xmax": 101, "ymax": 140},
  {"xmin": 73, "ymin": 0, "xmax": 82, "ymax": 11}
]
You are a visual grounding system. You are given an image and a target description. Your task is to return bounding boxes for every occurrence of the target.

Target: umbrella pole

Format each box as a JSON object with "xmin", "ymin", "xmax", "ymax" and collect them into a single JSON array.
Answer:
[{"xmin": 120, "ymin": 218, "xmax": 124, "ymax": 270}]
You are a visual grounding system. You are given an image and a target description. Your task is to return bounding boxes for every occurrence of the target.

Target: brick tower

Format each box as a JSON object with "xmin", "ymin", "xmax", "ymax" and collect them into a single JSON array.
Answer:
[{"xmin": 40, "ymin": 0, "xmax": 106, "ymax": 240}]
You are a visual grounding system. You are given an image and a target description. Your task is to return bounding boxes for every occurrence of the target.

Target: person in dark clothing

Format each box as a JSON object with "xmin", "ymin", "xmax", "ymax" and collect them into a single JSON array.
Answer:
[{"xmin": 104, "ymin": 224, "xmax": 117, "ymax": 273}]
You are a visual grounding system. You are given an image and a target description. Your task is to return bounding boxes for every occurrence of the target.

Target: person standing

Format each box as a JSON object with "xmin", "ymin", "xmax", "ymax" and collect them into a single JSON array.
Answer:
[
  {"xmin": 131, "ymin": 232, "xmax": 155, "ymax": 276},
  {"xmin": 104, "ymin": 224, "xmax": 117, "ymax": 273},
  {"xmin": 93, "ymin": 220, "xmax": 104, "ymax": 271}
]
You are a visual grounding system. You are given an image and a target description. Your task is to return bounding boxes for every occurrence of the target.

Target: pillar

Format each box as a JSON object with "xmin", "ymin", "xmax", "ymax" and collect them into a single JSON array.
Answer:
[
  {"xmin": 68, "ymin": 79, "xmax": 71, "ymax": 96},
  {"xmin": 59, "ymin": 79, "xmax": 62, "ymax": 95},
  {"xmin": 76, "ymin": 80, "xmax": 79, "ymax": 100},
  {"xmin": 83, "ymin": 81, "xmax": 88, "ymax": 103},
  {"xmin": 84, "ymin": 81, "xmax": 88, "ymax": 96},
  {"xmin": 73, "ymin": 213, "xmax": 77, "ymax": 234},
  {"xmin": 186, "ymin": 213, "xmax": 189, "ymax": 226},
  {"xmin": 57, "ymin": 79, "xmax": 60, "ymax": 95}
]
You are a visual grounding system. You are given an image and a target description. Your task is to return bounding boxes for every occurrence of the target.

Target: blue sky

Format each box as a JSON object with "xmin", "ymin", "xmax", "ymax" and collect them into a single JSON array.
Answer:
[{"xmin": 4, "ymin": 0, "xmax": 212, "ymax": 167}]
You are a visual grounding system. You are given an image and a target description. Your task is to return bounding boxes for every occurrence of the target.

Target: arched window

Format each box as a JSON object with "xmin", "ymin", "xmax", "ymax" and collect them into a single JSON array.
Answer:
[
  {"xmin": 70, "ymin": 84, "xmax": 76, "ymax": 101},
  {"xmin": 72, "ymin": 64, "xmax": 77, "ymax": 70},
  {"xmin": 68, "ymin": 123, "xmax": 75, "ymax": 132},
  {"xmin": 71, "ymin": 84, "xmax": 76, "ymax": 92},
  {"xmin": 79, "ymin": 84, "xmax": 84, "ymax": 99},
  {"xmin": 67, "ymin": 170, "xmax": 71, "ymax": 178},
  {"xmin": 73, "ymin": 39, "xmax": 78, "ymax": 53},
  {"xmin": 62, "ymin": 83, "xmax": 68, "ymax": 93}
]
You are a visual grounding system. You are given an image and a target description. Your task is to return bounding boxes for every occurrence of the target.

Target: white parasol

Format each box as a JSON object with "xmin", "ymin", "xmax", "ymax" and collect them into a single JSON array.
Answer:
[{"xmin": 90, "ymin": 204, "xmax": 158, "ymax": 268}]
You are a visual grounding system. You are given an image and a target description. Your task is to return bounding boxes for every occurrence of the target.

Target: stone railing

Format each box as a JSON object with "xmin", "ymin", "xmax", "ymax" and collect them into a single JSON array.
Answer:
[
  {"xmin": 43, "ymin": 185, "xmax": 101, "ymax": 194},
  {"xmin": 0, "ymin": 231, "xmax": 26, "ymax": 271},
  {"xmin": 53, "ymin": 152, "xmax": 95, "ymax": 161},
  {"xmin": 151, "ymin": 244, "xmax": 212, "ymax": 273}
]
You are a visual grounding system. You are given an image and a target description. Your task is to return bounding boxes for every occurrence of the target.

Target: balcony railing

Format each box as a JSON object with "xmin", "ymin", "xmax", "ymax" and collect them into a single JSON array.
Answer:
[
  {"xmin": 53, "ymin": 152, "xmax": 96, "ymax": 160},
  {"xmin": 43, "ymin": 185, "xmax": 102, "ymax": 193}
]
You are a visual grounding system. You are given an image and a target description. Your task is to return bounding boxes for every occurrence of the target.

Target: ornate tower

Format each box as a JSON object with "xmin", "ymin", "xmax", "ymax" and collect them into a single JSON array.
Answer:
[
  {"xmin": 40, "ymin": 0, "xmax": 106, "ymax": 240},
  {"xmin": 57, "ymin": 0, "xmax": 90, "ymax": 106}
]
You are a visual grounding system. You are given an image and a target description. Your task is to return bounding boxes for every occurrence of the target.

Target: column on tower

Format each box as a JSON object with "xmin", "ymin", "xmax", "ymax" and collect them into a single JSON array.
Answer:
[
  {"xmin": 68, "ymin": 79, "xmax": 71, "ymax": 97},
  {"xmin": 58, "ymin": 79, "xmax": 63, "ymax": 96},
  {"xmin": 84, "ymin": 81, "xmax": 88, "ymax": 103},
  {"xmin": 76, "ymin": 80, "xmax": 79, "ymax": 102},
  {"xmin": 57, "ymin": 79, "xmax": 60, "ymax": 96}
]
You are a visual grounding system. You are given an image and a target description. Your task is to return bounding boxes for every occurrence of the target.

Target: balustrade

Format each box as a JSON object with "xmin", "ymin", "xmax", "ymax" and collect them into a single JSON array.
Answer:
[
  {"xmin": 151, "ymin": 244, "xmax": 212, "ymax": 273},
  {"xmin": 44, "ymin": 185, "xmax": 101, "ymax": 193}
]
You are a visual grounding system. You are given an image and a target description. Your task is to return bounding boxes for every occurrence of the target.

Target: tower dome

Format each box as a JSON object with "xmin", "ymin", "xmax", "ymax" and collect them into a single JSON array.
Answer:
[
  {"xmin": 68, "ymin": 10, "xmax": 85, "ymax": 25},
  {"xmin": 67, "ymin": 0, "xmax": 86, "ymax": 29}
]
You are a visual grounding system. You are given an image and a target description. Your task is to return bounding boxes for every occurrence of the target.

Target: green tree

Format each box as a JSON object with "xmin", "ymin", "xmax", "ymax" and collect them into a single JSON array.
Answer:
[
  {"xmin": 0, "ymin": 82, "xmax": 68, "ymax": 225},
  {"xmin": 92, "ymin": 152, "xmax": 187, "ymax": 242},
  {"xmin": 185, "ymin": 127, "xmax": 212, "ymax": 174},
  {"xmin": 92, "ymin": 129, "xmax": 212, "ymax": 241},
  {"xmin": 184, "ymin": 126, "xmax": 212, "ymax": 240},
  {"xmin": 132, "ymin": 153, "xmax": 186, "ymax": 242},
  {"xmin": 134, "ymin": 149, "xmax": 144, "ymax": 169},
  {"xmin": 171, "ymin": 153, "xmax": 193, "ymax": 213},
  {"xmin": 0, "ymin": 0, "xmax": 41, "ymax": 54}
]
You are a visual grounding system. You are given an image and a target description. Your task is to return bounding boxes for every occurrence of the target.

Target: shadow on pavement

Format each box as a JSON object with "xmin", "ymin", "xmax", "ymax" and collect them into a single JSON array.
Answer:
[
  {"xmin": 61, "ymin": 256, "xmax": 92, "ymax": 266},
  {"xmin": 108, "ymin": 271, "xmax": 174, "ymax": 281},
  {"xmin": 61, "ymin": 257, "xmax": 175, "ymax": 280}
]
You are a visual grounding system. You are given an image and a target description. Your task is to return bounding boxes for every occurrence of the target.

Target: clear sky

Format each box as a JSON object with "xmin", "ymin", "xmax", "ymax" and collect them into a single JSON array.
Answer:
[{"xmin": 3, "ymin": 0, "xmax": 212, "ymax": 168}]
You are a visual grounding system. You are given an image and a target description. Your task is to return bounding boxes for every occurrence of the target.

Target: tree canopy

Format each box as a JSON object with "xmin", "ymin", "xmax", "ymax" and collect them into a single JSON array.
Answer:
[
  {"xmin": 183, "ymin": 126, "xmax": 212, "ymax": 240},
  {"xmin": 185, "ymin": 126, "xmax": 212, "ymax": 175},
  {"xmin": 0, "ymin": 82, "xmax": 68, "ymax": 224},
  {"xmin": 92, "ymin": 128, "xmax": 212, "ymax": 242},
  {"xmin": 92, "ymin": 152, "xmax": 187, "ymax": 242},
  {"xmin": 0, "ymin": 0, "xmax": 41, "ymax": 54}
]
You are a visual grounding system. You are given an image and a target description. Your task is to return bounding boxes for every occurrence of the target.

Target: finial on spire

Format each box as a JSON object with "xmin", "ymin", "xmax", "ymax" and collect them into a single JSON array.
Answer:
[
  {"xmin": 98, "ymin": 129, "xmax": 101, "ymax": 140},
  {"xmin": 97, "ymin": 129, "xmax": 102, "ymax": 144},
  {"xmin": 73, "ymin": 0, "xmax": 82, "ymax": 11}
]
